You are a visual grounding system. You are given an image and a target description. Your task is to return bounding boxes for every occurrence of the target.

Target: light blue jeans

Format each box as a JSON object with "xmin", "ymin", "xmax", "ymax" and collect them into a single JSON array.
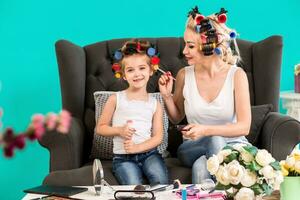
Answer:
[
  {"xmin": 112, "ymin": 149, "xmax": 169, "ymax": 185},
  {"xmin": 177, "ymin": 136, "xmax": 227, "ymax": 184}
]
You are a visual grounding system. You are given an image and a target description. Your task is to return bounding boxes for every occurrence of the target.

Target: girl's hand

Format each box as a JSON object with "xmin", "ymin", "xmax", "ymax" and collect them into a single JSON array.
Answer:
[
  {"xmin": 124, "ymin": 140, "xmax": 139, "ymax": 154},
  {"xmin": 182, "ymin": 124, "xmax": 207, "ymax": 140},
  {"xmin": 119, "ymin": 122, "xmax": 135, "ymax": 140},
  {"xmin": 158, "ymin": 72, "xmax": 173, "ymax": 98}
]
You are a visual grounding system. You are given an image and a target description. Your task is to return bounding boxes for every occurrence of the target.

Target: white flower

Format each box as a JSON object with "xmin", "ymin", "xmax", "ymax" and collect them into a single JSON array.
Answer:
[
  {"xmin": 241, "ymin": 149, "xmax": 254, "ymax": 163},
  {"xmin": 286, "ymin": 156, "xmax": 295, "ymax": 168},
  {"xmin": 235, "ymin": 187, "xmax": 255, "ymax": 200},
  {"xmin": 273, "ymin": 171, "xmax": 284, "ymax": 190},
  {"xmin": 255, "ymin": 149, "xmax": 275, "ymax": 167},
  {"xmin": 259, "ymin": 165, "xmax": 275, "ymax": 179},
  {"xmin": 215, "ymin": 165, "xmax": 230, "ymax": 185},
  {"xmin": 217, "ymin": 149, "xmax": 232, "ymax": 163},
  {"xmin": 294, "ymin": 160, "xmax": 300, "ymax": 173},
  {"xmin": 241, "ymin": 169, "xmax": 257, "ymax": 187},
  {"xmin": 232, "ymin": 143, "xmax": 247, "ymax": 152},
  {"xmin": 207, "ymin": 155, "xmax": 220, "ymax": 175},
  {"xmin": 226, "ymin": 160, "xmax": 245, "ymax": 185}
]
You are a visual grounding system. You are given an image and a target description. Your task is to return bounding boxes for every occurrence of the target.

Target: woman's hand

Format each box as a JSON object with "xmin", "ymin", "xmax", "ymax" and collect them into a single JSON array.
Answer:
[
  {"xmin": 158, "ymin": 72, "xmax": 173, "ymax": 98},
  {"xmin": 119, "ymin": 122, "xmax": 135, "ymax": 140},
  {"xmin": 124, "ymin": 140, "xmax": 139, "ymax": 154},
  {"xmin": 182, "ymin": 124, "xmax": 207, "ymax": 140}
]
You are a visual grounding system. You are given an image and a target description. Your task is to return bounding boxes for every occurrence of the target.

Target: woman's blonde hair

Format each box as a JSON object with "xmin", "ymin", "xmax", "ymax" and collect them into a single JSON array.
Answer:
[{"xmin": 186, "ymin": 14, "xmax": 241, "ymax": 65}]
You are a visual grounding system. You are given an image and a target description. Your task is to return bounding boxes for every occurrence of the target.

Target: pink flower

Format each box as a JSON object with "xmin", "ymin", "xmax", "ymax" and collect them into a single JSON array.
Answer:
[
  {"xmin": 4, "ymin": 144, "xmax": 14, "ymax": 158},
  {"xmin": 32, "ymin": 114, "xmax": 44, "ymax": 125},
  {"xmin": 28, "ymin": 132, "xmax": 37, "ymax": 141},
  {"xmin": 34, "ymin": 125, "xmax": 45, "ymax": 139},
  {"xmin": 31, "ymin": 114, "xmax": 45, "ymax": 139},
  {"xmin": 14, "ymin": 134, "xmax": 26, "ymax": 149},
  {"xmin": 45, "ymin": 113, "xmax": 58, "ymax": 130},
  {"xmin": 57, "ymin": 110, "xmax": 71, "ymax": 134},
  {"xmin": 3, "ymin": 128, "xmax": 14, "ymax": 144},
  {"xmin": 1, "ymin": 109, "xmax": 72, "ymax": 158}
]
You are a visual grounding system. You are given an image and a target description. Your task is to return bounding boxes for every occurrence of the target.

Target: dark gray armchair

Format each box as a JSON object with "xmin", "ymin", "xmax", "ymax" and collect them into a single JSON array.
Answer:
[{"xmin": 39, "ymin": 36, "xmax": 300, "ymax": 186}]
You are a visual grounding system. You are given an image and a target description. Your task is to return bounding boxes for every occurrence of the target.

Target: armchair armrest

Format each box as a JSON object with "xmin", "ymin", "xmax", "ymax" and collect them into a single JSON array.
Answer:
[
  {"xmin": 38, "ymin": 117, "xmax": 85, "ymax": 172},
  {"xmin": 259, "ymin": 112, "xmax": 300, "ymax": 160}
]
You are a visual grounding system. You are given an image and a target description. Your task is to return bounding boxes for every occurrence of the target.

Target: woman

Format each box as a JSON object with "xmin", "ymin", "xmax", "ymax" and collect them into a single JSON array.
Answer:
[{"xmin": 159, "ymin": 7, "xmax": 251, "ymax": 183}]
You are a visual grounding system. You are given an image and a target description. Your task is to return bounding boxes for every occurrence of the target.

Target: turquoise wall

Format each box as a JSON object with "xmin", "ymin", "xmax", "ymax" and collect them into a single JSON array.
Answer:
[{"xmin": 0, "ymin": 0, "xmax": 299, "ymax": 199}]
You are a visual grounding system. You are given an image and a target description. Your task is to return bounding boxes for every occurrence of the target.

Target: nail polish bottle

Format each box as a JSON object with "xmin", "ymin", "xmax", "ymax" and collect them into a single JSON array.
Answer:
[{"xmin": 181, "ymin": 187, "xmax": 187, "ymax": 200}]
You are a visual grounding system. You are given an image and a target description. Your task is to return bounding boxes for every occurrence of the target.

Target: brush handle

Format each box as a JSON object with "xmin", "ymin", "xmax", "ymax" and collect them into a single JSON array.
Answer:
[{"xmin": 157, "ymin": 68, "xmax": 176, "ymax": 81}]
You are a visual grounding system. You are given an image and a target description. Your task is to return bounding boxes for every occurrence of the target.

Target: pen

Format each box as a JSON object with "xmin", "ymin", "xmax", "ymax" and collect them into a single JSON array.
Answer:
[
  {"xmin": 186, "ymin": 184, "xmax": 196, "ymax": 189},
  {"xmin": 197, "ymin": 192, "xmax": 224, "ymax": 198},
  {"xmin": 208, "ymin": 188, "xmax": 215, "ymax": 193}
]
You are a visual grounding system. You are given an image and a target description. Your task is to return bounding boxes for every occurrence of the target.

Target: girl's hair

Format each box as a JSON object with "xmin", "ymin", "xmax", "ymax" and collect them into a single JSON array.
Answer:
[
  {"xmin": 186, "ymin": 12, "xmax": 241, "ymax": 65},
  {"xmin": 120, "ymin": 40, "xmax": 151, "ymax": 70},
  {"xmin": 112, "ymin": 39, "xmax": 159, "ymax": 78}
]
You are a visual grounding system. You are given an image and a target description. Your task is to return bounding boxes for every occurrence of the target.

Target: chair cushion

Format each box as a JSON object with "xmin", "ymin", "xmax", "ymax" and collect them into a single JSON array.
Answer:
[
  {"xmin": 90, "ymin": 91, "xmax": 169, "ymax": 160},
  {"xmin": 247, "ymin": 104, "xmax": 273, "ymax": 144}
]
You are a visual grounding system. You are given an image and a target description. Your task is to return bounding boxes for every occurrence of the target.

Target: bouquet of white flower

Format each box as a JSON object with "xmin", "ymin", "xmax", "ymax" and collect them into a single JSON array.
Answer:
[{"xmin": 207, "ymin": 144, "xmax": 283, "ymax": 200}]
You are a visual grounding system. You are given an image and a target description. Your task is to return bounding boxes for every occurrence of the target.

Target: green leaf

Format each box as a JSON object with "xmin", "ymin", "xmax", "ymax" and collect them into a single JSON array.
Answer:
[
  {"xmin": 243, "ymin": 145, "xmax": 258, "ymax": 156},
  {"xmin": 248, "ymin": 160, "xmax": 262, "ymax": 172},
  {"xmin": 223, "ymin": 151, "xmax": 239, "ymax": 163},
  {"xmin": 245, "ymin": 164, "xmax": 252, "ymax": 170},
  {"xmin": 251, "ymin": 184, "xmax": 264, "ymax": 195},
  {"xmin": 270, "ymin": 161, "xmax": 281, "ymax": 171},
  {"xmin": 215, "ymin": 182, "xmax": 231, "ymax": 190},
  {"xmin": 262, "ymin": 183, "xmax": 272, "ymax": 195},
  {"xmin": 234, "ymin": 183, "xmax": 243, "ymax": 190}
]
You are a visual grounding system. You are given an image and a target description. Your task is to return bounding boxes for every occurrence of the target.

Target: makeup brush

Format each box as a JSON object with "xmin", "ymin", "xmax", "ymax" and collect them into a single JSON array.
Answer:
[
  {"xmin": 153, "ymin": 65, "xmax": 176, "ymax": 81},
  {"xmin": 151, "ymin": 179, "xmax": 181, "ymax": 192}
]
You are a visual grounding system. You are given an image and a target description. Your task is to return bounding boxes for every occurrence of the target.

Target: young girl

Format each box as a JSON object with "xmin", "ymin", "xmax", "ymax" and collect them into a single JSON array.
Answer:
[{"xmin": 96, "ymin": 40, "xmax": 169, "ymax": 185}]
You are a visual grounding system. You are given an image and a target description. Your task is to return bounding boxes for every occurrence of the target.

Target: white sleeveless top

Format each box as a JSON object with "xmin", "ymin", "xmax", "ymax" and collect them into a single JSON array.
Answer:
[
  {"xmin": 183, "ymin": 65, "xmax": 247, "ymax": 143},
  {"xmin": 112, "ymin": 91, "xmax": 157, "ymax": 154}
]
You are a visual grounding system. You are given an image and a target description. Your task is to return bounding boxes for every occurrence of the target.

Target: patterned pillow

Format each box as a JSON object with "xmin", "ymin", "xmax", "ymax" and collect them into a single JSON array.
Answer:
[{"xmin": 90, "ymin": 91, "xmax": 169, "ymax": 160}]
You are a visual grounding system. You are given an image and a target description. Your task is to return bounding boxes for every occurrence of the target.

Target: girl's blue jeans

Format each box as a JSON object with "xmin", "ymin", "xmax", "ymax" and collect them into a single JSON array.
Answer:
[{"xmin": 112, "ymin": 149, "xmax": 169, "ymax": 185}]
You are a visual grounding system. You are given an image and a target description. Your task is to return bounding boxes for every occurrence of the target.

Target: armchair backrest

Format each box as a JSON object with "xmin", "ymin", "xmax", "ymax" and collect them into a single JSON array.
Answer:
[{"xmin": 55, "ymin": 36, "xmax": 283, "ymax": 162}]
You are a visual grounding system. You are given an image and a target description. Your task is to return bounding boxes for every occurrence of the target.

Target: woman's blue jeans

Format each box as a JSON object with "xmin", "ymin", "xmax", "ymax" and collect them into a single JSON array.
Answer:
[
  {"xmin": 177, "ymin": 136, "xmax": 226, "ymax": 184},
  {"xmin": 112, "ymin": 149, "xmax": 169, "ymax": 185}
]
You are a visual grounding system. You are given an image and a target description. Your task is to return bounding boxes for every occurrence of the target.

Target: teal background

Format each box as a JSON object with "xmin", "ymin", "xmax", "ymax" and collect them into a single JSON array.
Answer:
[{"xmin": 0, "ymin": 0, "xmax": 299, "ymax": 199}]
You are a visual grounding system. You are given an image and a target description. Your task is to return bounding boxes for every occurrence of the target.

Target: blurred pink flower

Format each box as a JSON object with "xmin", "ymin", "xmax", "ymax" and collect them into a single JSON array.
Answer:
[
  {"xmin": 15, "ymin": 134, "xmax": 26, "ymax": 149},
  {"xmin": 4, "ymin": 144, "xmax": 14, "ymax": 157},
  {"xmin": 45, "ymin": 113, "xmax": 58, "ymax": 130},
  {"xmin": 57, "ymin": 110, "xmax": 71, "ymax": 134},
  {"xmin": 32, "ymin": 114, "xmax": 44, "ymax": 125},
  {"xmin": 31, "ymin": 114, "xmax": 45, "ymax": 139},
  {"xmin": 0, "ymin": 110, "xmax": 72, "ymax": 158}
]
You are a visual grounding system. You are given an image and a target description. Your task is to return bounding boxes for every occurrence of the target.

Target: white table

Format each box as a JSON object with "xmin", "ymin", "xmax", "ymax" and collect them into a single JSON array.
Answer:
[
  {"xmin": 280, "ymin": 91, "xmax": 300, "ymax": 121},
  {"xmin": 22, "ymin": 185, "xmax": 226, "ymax": 200},
  {"xmin": 22, "ymin": 185, "xmax": 181, "ymax": 200}
]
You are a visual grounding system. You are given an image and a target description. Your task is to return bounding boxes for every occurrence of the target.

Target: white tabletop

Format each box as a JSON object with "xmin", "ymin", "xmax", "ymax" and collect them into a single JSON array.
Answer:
[
  {"xmin": 22, "ymin": 185, "xmax": 224, "ymax": 200},
  {"xmin": 22, "ymin": 185, "xmax": 178, "ymax": 200}
]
